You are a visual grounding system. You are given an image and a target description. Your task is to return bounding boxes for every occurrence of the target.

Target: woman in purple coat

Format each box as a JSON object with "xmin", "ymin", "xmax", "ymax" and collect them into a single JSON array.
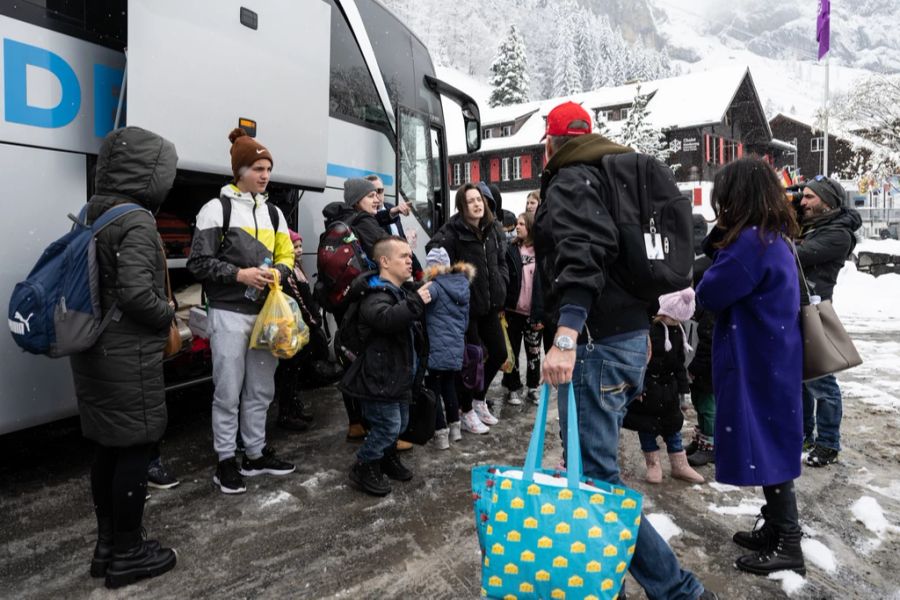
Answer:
[{"xmin": 696, "ymin": 158, "xmax": 805, "ymax": 577}]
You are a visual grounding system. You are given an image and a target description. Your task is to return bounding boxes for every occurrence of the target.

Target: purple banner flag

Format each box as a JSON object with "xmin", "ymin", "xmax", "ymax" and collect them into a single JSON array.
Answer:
[{"xmin": 817, "ymin": 0, "xmax": 830, "ymax": 60}]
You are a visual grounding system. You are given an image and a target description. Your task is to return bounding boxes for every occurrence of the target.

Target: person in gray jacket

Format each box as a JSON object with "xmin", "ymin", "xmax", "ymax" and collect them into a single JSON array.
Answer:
[
  {"xmin": 70, "ymin": 126, "xmax": 178, "ymax": 589},
  {"xmin": 796, "ymin": 176, "xmax": 862, "ymax": 467},
  {"xmin": 187, "ymin": 128, "xmax": 296, "ymax": 494}
]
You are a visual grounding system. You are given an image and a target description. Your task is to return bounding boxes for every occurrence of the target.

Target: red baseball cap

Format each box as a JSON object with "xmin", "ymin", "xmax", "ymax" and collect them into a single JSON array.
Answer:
[{"xmin": 541, "ymin": 101, "xmax": 592, "ymax": 141}]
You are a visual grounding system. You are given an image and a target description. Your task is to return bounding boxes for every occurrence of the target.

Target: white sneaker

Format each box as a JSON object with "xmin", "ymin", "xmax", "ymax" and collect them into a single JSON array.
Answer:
[
  {"xmin": 429, "ymin": 428, "xmax": 450, "ymax": 450},
  {"xmin": 527, "ymin": 388, "xmax": 540, "ymax": 404},
  {"xmin": 449, "ymin": 421, "xmax": 462, "ymax": 442},
  {"xmin": 507, "ymin": 389, "xmax": 523, "ymax": 406},
  {"xmin": 461, "ymin": 409, "xmax": 490, "ymax": 434},
  {"xmin": 473, "ymin": 400, "xmax": 499, "ymax": 425}
]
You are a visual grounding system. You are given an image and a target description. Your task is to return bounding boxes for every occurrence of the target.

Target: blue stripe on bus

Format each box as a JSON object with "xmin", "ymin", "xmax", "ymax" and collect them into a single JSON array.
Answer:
[{"xmin": 326, "ymin": 163, "xmax": 394, "ymax": 186}]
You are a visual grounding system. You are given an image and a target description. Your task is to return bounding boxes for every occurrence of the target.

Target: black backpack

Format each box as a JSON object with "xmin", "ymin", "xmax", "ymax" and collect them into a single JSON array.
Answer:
[
  {"xmin": 598, "ymin": 153, "xmax": 693, "ymax": 301},
  {"xmin": 334, "ymin": 299, "xmax": 366, "ymax": 365},
  {"xmin": 218, "ymin": 197, "xmax": 280, "ymax": 250}
]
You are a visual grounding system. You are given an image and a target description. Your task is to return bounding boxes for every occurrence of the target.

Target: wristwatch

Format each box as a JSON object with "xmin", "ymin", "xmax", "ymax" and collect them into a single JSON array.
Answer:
[{"xmin": 554, "ymin": 335, "xmax": 576, "ymax": 351}]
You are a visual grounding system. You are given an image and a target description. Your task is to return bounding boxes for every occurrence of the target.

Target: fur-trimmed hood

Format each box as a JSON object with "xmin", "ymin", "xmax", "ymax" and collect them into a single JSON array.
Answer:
[{"xmin": 423, "ymin": 261, "xmax": 476, "ymax": 283}]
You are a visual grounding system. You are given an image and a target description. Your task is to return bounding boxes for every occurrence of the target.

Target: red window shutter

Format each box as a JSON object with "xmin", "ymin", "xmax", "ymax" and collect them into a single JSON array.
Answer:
[
  {"xmin": 705, "ymin": 135, "xmax": 710, "ymax": 162},
  {"xmin": 471, "ymin": 161, "xmax": 480, "ymax": 183},
  {"xmin": 737, "ymin": 143, "xmax": 744, "ymax": 158},
  {"xmin": 490, "ymin": 158, "xmax": 500, "ymax": 182},
  {"xmin": 521, "ymin": 155, "xmax": 532, "ymax": 179},
  {"xmin": 693, "ymin": 188, "xmax": 702, "ymax": 206},
  {"xmin": 719, "ymin": 138, "xmax": 724, "ymax": 164}
]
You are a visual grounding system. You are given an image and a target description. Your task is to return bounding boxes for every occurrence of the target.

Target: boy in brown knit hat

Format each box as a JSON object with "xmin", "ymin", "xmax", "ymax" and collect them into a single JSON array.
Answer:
[{"xmin": 187, "ymin": 128, "xmax": 296, "ymax": 494}]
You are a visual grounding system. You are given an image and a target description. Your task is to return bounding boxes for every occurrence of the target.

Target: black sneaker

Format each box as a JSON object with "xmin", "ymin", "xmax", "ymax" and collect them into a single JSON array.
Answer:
[
  {"xmin": 381, "ymin": 452, "xmax": 413, "ymax": 481},
  {"xmin": 240, "ymin": 447, "xmax": 295, "ymax": 476},
  {"xmin": 806, "ymin": 444, "xmax": 838, "ymax": 467},
  {"xmin": 147, "ymin": 460, "xmax": 180, "ymax": 490},
  {"xmin": 213, "ymin": 457, "xmax": 247, "ymax": 494},
  {"xmin": 349, "ymin": 460, "xmax": 391, "ymax": 496}
]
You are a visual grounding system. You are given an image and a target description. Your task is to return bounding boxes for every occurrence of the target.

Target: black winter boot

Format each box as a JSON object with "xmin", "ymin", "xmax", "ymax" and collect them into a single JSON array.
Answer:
[
  {"xmin": 349, "ymin": 460, "xmax": 391, "ymax": 496},
  {"xmin": 105, "ymin": 531, "xmax": 176, "ymax": 589},
  {"xmin": 735, "ymin": 529, "xmax": 805, "ymax": 576},
  {"xmin": 381, "ymin": 450, "xmax": 413, "ymax": 482},
  {"xmin": 90, "ymin": 516, "xmax": 114, "ymax": 577},
  {"xmin": 688, "ymin": 436, "xmax": 715, "ymax": 467},
  {"xmin": 733, "ymin": 505, "xmax": 777, "ymax": 552}
]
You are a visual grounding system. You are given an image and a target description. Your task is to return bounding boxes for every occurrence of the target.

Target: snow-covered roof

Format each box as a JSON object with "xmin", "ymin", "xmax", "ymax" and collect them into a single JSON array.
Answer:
[
  {"xmin": 771, "ymin": 112, "xmax": 887, "ymax": 155},
  {"xmin": 476, "ymin": 66, "xmax": 757, "ymax": 153}
]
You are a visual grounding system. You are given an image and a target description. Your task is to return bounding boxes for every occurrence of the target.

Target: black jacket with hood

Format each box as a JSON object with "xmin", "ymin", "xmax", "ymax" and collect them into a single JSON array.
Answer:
[
  {"xmin": 70, "ymin": 127, "xmax": 177, "ymax": 447},
  {"xmin": 796, "ymin": 207, "xmax": 862, "ymax": 301},
  {"xmin": 426, "ymin": 213, "xmax": 508, "ymax": 317},
  {"xmin": 534, "ymin": 134, "xmax": 648, "ymax": 341},
  {"xmin": 504, "ymin": 243, "xmax": 545, "ymax": 324},
  {"xmin": 338, "ymin": 272, "xmax": 427, "ymax": 403},
  {"xmin": 322, "ymin": 201, "xmax": 388, "ymax": 259}
]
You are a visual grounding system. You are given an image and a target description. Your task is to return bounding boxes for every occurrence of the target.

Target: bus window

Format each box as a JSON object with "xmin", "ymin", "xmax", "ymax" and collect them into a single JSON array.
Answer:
[
  {"xmin": 399, "ymin": 108, "xmax": 440, "ymax": 236},
  {"xmin": 328, "ymin": 0, "xmax": 391, "ymax": 138},
  {"xmin": 0, "ymin": 0, "xmax": 127, "ymax": 49}
]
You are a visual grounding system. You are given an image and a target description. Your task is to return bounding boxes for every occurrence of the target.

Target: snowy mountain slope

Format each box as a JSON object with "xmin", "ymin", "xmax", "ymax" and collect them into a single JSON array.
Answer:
[{"xmin": 649, "ymin": 0, "xmax": 900, "ymax": 74}]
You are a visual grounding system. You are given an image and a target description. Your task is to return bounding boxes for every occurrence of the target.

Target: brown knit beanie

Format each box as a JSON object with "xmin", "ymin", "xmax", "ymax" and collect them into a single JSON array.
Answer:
[{"xmin": 228, "ymin": 128, "xmax": 273, "ymax": 182}]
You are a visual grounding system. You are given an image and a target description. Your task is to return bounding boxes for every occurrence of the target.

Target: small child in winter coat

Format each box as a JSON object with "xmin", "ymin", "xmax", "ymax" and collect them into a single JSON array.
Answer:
[
  {"xmin": 623, "ymin": 288, "xmax": 705, "ymax": 484},
  {"xmin": 422, "ymin": 247, "xmax": 475, "ymax": 449}
]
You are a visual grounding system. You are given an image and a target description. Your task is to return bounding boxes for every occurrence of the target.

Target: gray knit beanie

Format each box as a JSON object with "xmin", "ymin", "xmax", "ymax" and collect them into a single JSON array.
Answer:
[
  {"xmin": 804, "ymin": 177, "xmax": 844, "ymax": 209},
  {"xmin": 344, "ymin": 177, "xmax": 376, "ymax": 207}
]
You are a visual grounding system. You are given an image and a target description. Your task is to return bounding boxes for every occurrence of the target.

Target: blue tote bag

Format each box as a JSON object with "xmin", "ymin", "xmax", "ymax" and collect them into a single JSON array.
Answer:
[{"xmin": 472, "ymin": 383, "xmax": 643, "ymax": 600}]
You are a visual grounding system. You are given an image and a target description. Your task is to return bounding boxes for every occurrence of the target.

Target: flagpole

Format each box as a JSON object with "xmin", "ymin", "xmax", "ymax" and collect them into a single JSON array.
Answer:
[{"xmin": 823, "ymin": 54, "xmax": 829, "ymax": 177}]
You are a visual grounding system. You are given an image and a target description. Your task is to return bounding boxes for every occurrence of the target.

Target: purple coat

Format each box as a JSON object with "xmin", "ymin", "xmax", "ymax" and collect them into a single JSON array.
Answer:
[{"xmin": 696, "ymin": 228, "xmax": 803, "ymax": 486}]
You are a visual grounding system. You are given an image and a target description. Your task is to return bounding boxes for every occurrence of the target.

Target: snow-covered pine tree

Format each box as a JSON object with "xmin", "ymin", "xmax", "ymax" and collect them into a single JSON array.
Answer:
[
  {"xmin": 551, "ymin": 1, "xmax": 583, "ymax": 96},
  {"xmin": 616, "ymin": 85, "xmax": 675, "ymax": 166},
  {"xmin": 489, "ymin": 25, "xmax": 530, "ymax": 107}
]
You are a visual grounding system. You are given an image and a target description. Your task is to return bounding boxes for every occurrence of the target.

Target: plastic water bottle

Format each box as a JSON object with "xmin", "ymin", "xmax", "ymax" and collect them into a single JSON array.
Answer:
[{"xmin": 244, "ymin": 257, "xmax": 272, "ymax": 301}]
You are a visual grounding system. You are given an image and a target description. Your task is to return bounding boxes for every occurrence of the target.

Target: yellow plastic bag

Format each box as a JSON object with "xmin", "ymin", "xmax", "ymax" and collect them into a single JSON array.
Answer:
[
  {"xmin": 499, "ymin": 312, "xmax": 515, "ymax": 374},
  {"xmin": 249, "ymin": 270, "xmax": 309, "ymax": 359}
]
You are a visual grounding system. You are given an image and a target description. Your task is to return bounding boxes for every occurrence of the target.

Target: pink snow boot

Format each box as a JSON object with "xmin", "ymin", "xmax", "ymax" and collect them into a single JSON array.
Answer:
[
  {"xmin": 669, "ymin": 450, "xmax": 705, "ymax": 483},
  {"xmin": 643, "ymin": 451, "xmax": 663, "ymax": 484}
]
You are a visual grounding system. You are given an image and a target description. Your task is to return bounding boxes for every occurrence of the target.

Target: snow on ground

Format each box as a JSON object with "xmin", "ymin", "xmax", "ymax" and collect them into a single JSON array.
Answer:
[
  {"xmin": 707, "ymin": 497, "xmax": 765, "ymax": 516},
  {"xmin": 857, "ymin": 238, "xmax": 900, "ymax": 256},
  {"xmin": 646, "ymin": 513, "xmax": 682, "ymax": 543},
  {"xmin": 258, "ymin": 490, "xmax": 295, "ymax": 509},
  {"xmin": 800, "ymin": 538, "xmax": 838, "ymax": 573},
  {"xmin": 767, "ymin": 570, "xmax": 807, "ymax": 596},
  {"xmin": 833, "ymin": 261, "xmax": 900, "ymax": 333},
  {"xmin": 707, "ymin": 481, "xmax": 741, "ymax": 493},
  {"xmin": 850, "ymin": 496, "xmax": 897, "ymax": 538}
]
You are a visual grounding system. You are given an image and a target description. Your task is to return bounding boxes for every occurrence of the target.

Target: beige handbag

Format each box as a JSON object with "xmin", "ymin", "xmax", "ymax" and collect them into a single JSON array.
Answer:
[
  {"xmin": 161, "ymin": 245, "xmax": 191, "ymax": 358},
  {"xmin": 788, "ymin": 239, "xmax": 862, "ymax": 381}
]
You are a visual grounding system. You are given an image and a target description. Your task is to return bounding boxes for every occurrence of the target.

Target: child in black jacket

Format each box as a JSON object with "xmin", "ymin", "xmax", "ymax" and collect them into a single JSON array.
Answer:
[{"xmin": 624, "ymin": 288, "xmax": 705, "ymax": 484}]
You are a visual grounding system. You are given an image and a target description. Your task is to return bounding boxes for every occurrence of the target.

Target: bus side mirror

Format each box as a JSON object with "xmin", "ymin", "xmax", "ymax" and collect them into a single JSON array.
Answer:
[{"xmin": 465, "ymin": 115, "xmax": 481, "ymax": 154}]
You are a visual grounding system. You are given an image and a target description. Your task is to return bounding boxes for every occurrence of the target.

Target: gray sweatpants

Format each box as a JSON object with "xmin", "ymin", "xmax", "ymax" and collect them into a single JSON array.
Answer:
[{"xmin": 209, "ymin": 308, "xmax": 277, "ymax": 461}]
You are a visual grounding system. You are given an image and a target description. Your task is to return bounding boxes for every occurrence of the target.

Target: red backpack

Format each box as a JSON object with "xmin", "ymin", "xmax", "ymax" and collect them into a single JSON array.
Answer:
[{"xmin": 314, "ymin": 220, "xmax": 372, "ymax": 313}]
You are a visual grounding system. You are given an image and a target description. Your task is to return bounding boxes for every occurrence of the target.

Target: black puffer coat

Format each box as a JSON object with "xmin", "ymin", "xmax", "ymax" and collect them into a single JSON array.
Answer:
[
  {"xmin": 796, "ymin": 207, "xmax": 862, "ymax": 301},
  {"xmin": 623, "ymin": 320, "xmax": 690, "ymax": 436},
  {"xmin": 426, "ymin": 213, "xmax": 508, "ymax": 317},
  {"xmin": 70, "ymin": 127, "xmax": 177, "ymax": 447},
  {"xmin": 338, "ymin": 273, "xmax": 427, "ymax": 403}
]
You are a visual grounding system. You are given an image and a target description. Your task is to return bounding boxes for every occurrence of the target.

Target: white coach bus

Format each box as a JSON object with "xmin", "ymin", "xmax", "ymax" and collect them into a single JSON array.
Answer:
[{"xmin": 0, "ymin": 0, "xmax": 481, "ymax": 435}]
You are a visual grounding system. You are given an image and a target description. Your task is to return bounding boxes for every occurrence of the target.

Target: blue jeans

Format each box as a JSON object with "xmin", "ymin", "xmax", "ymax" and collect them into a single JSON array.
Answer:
[
  {"xmin": 802, "ymin": 375, "xmax": 842, "ymax": 451},
  {"xmin": 639, "ymin": 430, "xmax": 684, "ymax": 453},
  {"xmin": 358, "ymin": 401, "xmax": 409, "ymax": 462},
  {"xmin": 559, "ymin": 332, "xmax": 704, "ymax": 600}
]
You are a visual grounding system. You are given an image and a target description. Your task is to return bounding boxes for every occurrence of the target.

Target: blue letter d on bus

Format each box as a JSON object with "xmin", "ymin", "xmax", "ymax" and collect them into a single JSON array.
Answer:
[{"xmin": 4, "ymin": 38, "xmax": 81, "ymax": 128}]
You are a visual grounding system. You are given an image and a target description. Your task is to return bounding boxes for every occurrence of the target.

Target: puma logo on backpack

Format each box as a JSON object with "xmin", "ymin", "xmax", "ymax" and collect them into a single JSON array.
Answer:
[{"xmin": 8, "ymin": 203, "xmax": 146, "ymax": 357}]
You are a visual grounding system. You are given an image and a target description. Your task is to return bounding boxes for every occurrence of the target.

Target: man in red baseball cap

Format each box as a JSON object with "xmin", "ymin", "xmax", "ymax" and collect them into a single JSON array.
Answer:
[{"xmin": 532, "ymin": 102, "xmax": 718, "ymax": 600}]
